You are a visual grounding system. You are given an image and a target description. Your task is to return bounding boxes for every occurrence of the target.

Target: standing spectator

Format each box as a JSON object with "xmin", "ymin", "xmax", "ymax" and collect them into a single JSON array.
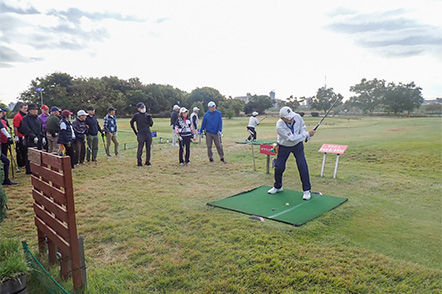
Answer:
[
  {"xmin": 0, "ymin": 110, "xmax": 10, "ymax": 157},
  {"xmin": 13, "ymin": 103, "xmax": 27, "ymax": 167},
  {"xmin": 130, "ymin": 102, "xmax": 154, "ymax": 166},
  {"xmin": 170, "ymin": 105, "xmax": 180, "ymax": 146},
  {"xmin": 0, "ymin": 122, "xmax": 18, "ymax": 186},
  {"xmin": 45, "ymin": 107, "xmax": 61, "ymax": 153},
  {"xmin": 72, "ymin": 110, "xmax": 87, "ymax": 166},
  {"xmin": 85, "ymin": 106, "xmax": 103, "ymax": 162},
  {"xmin": 103, "ymin": 107, "xmax": 119, "ymax": 157},
  {"xmin": 39, "ymin": 105, "xmax": 50, "ymax": 150},
  {"xmin": 58, "ymin": 110, "xmax": 75, "ymax": 169},
  {"xmin": 246, "ymin": 111, "xmax": 260, "ymax": 142},
  {"xmin": 267, "ymin": 106, "xmax": 315, "ymax": 200},
  {"xmin": 20, "ymin": 103, "xmax": 45, "ymax": 174},
  {"xmin": 190, "ymin": 107, "xmax": 199, "ymax": 142},
  {"xmin": 175, "ymin": 107, "xmax": 195, "ymax": 166},
  {"xmin": 200, "ymin": 101, "xmax": 226, "ymax": 163}
]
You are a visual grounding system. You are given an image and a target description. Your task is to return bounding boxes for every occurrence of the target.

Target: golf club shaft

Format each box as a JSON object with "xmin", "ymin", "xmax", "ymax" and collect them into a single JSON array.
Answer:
[{"xmin": 305, "ymin": 97, "xmax": 339, "ymax": 142}]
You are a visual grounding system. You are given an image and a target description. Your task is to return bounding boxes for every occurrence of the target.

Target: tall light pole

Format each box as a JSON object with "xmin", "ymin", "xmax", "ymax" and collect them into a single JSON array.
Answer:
[{"xmin": 35, "ymin": 87, "xmax": 44, "ymax": 106}]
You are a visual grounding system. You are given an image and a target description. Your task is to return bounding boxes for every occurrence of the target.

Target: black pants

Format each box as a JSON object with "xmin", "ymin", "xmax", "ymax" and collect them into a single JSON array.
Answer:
[
  {"xmin": 24, "ymin": 138, "xmax": 42, "ymax": 174},
  {"xmin": 1, "ymin": 142, "xmax": 8, "ymax": 159},
  {"xmin": 137, "ymin": 133, "xmax": 152, "ymax": 165},
  {"xmin": 1, "ymin": 152, "xmax": 10, "ymax": 184},
  {"xmin": 15, "ymin": 137, "xmax": 26, "ymax": 167},
  {"xmin": 63, "ymin": 144, "xmax": 75, "ymax": 168},
  {"xmin": 73, "ymin": 140, "xmax": 85, "ymax": 164},
  {"xmin": 179, "ymin": 136, "xmax": 191, "ymax": 164},
  {"xmin": 247, "ymin": 127, "xmax": 256, "ymax": 141}
]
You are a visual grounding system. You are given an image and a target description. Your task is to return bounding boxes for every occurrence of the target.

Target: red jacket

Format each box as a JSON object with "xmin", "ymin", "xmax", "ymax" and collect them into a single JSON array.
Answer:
[
  {"xmin": 13, "ymin": 112, "xmax": 25, "ymax": 137},
  {"xmin": 0, "ymin": 119, "xmax": 7, "ymax": 143}
]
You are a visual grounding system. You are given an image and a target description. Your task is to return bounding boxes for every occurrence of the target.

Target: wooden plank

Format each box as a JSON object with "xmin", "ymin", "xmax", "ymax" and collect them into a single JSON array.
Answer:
[
  {"xmin": 34, "ymin": 203, "xmax": 70, "ymax": 241},
  {"xmin": 30, "ymin": 164, "xmax": 65, "ymax": 190},
  {"xmin": 33, "ymin": 190, "xmax": 68, "ymax": 223},
  {"xmin": 31, "ymin": 176, "xmax": 67, "ymax": 206},
  {"xmin": 28, "ymin": 148, "xmax": 42, "ymax": 165},
  {"xmin": 35, "ymin": 217, "xmax": 70, "ymax": 256},
  {"xmin": 37, "ymin": 229, "xmax": 45, "ymax": 254},
  {"xmin": 41, "ymin": 152, "xmax": 64, "ymax": 171}
]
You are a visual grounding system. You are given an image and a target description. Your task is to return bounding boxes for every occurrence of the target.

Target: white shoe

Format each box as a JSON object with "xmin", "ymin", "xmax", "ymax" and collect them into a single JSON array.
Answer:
[
  {"xmin": 268, "ymin": 187, "xmax": 283, "ymax": 194},
  {"xmin": 303, "ymin": 191, "xmax": 311, "ymax": 200}
]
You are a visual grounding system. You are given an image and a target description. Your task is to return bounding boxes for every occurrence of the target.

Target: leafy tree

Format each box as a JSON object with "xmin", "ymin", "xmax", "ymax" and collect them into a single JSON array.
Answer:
[
  {"xmin": 188, "ymin": 87, "xmax": 225, "ymax": 112},
  {"xmin": 349, "ymin": 78, "xmax": 386, "ymax": 113},
  {"xmin": 244, "ymin": 95, "xmax": 273, "ymax": 114},
  {"xmin": 311, "ymin": 87, "xmax": 343, "ymax": 113},
  {"xmin": 383, "ymin": 82, "xmax": 423, "ymax": 115},
  {"xmin": 285, "ymin": 96, "xmax": 306, "ymax": 110},
  {"xmin": 218, "ymin": 99, "xmax": 245, "ymax": 118}
]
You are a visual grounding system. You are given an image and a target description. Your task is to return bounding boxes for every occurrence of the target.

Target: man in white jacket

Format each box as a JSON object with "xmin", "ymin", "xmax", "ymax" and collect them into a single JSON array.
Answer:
[
  {"xmin": 246, "ymin": 111, "xmax": 259, "ymax": 142},
  {"xmin": 268, "ymin": 106, "xmax": 316, "ymax": 200}
]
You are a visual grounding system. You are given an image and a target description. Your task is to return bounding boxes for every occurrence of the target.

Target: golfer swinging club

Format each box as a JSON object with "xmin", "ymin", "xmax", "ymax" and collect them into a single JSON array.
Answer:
[{"xmin": 268, "ymin": 106, "xmax": 315, "ymax": 200}]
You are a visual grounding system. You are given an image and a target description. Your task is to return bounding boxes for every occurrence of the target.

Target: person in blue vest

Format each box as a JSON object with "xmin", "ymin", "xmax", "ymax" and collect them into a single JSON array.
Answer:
[
  {"xmin": 200, "ymin": 101, "xmax": 225, "ymax": 163},
  {"xmin": 57, "ymin": 110, "xmax": 75, "ymax": 169},
  {"xmin": 268, "ymin": 106, "xmax": 315, "ymax": 200},
  {"xmin": 103, "ymin": 107, "xmax": 120, "ymax": 157}
]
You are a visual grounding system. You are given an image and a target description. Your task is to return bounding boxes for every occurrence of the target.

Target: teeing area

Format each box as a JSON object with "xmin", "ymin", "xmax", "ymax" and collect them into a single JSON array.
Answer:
[{"xmin": 208, "ymin": 186, "xmax": 348, "ymax": 226}]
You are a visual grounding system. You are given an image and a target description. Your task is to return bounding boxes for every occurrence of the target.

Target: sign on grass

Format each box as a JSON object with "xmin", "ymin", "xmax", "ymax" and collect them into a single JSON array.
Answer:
[
  {"xmin": 151, "ymin": 131, "xmax": 157, "ymax": 137},
  {"xmin": 318, "ymin": 144, "xmax": 348, "ymax": 154},
  {"xmin": 260, "ymin": 144, "xmax": 276, "ymax": 156}
]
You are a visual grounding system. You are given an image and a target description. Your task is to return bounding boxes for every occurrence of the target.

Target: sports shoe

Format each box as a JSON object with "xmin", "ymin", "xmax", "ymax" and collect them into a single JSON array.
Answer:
[
  {"xmin": 3, "ymin": 181, "xmax": 19, "ymax": 186},
  {"xmin": 145, "ymin": 162, "xmax": 151, "ymax": 166},
  {"xmin": 209, "ymin": 158, "xmax": 214, "ymax": 162},
  {"xmin": 303, "ymin": 191, "xmax": 311, "ymax": 200},
  {"xmin": 221, "ymin": 158, "xmax": 227, "ymax": 164},
  {"xmin": 179, "ymin": 162, "xmax": 184, "ymax": 166},
  {"xmin": 268, "ymin": 187, "xmax": 283, "ymax": 194}
]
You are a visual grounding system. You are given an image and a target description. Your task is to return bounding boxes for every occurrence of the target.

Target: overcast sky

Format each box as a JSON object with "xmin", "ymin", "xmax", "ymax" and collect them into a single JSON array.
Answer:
[{"xmin": 1, "ymin": 0, "xmax": 441, "ymax": 104}]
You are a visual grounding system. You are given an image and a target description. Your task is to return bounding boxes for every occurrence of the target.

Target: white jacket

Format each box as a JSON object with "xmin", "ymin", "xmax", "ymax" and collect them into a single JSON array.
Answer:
[
  {"xmin": 248, "ymin": 116, "xmax": 260, "ymax": 128},
  {"xmin": 276, "ymin": 114, "xmax": 310, "ymax": 147}
]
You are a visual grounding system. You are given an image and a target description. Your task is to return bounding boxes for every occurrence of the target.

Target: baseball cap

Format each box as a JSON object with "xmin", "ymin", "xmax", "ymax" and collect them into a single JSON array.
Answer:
[
  {"xmin": 137, "ymin": 102, "xmax": 145, "ymax": 109},
  {"xmin": 50, "ymin": 106, "xmax": 60, "ymax": 112},
  {"xmin": 28, "ymin": 103, "xmax": 38, "ymax": 110},
  {"xmin": 279, "ymin": 106, "xmax": 296, "ymax": 119},
  {"xmin": 108, "ymin": 107, "xmax": 116, "ymax": 112},
  {"xmin": 179, "ymin": 107, "xmax": 188, "ymax": 113},
  {"xmin": 77, "ymin": 110, "xmax": 87, "ymax": 116},
  {"xmin": 252, "ymin": 111, "xmax": 258, "ymax": 116},
  {"xmin": 62, "ymin": 110, "xmax": 73, "ymax": 116},
  {"xmin": 86, "ymin": 106, "xmax": 95, "ymax": 111},
  {"xmin": 193, "ymin": 107, "xmax": 200, "ymax": 111},
  {"xmin": 41, "ymin": 104, "xmax": 49, "ymax": 110},
  {"xmin": 208, "ymin": 101, "xmax": 216, "ymax": 107},
  {"xmin": 173, "ymin": 105, "xmax": 180, "ymax": 110}
]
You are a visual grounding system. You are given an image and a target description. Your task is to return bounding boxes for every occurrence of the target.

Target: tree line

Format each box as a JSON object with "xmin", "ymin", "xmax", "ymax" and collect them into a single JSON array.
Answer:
[{"xmin": 16, "ymin": 73, "xmax": 424, "ymax": 117}]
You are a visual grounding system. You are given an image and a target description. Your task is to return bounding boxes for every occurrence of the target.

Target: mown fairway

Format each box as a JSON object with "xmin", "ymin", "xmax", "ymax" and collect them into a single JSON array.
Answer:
[{"xmin": 1, "ymin": 115, "xmax": 441, "ymax": 293}]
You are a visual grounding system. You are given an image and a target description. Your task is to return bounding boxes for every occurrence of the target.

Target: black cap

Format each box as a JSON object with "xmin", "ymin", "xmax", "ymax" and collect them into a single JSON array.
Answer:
[
  {"xmin": 108, "ymin": 107, "xmax": 116, "ymax": 112},
  {"xmin": 28, "ymin": 103, "xmax": 38, "ymax": 110},
  {"xmin": 87, "ymin": 106, "xmax": 94, "ymax": 111},
  {"xmin": 136, "ymin": 102, "xmax": 145, "ymax": 109},
  {"xmin": 50, "ymin": 106, "xmax": 60, "ymax": 112}
]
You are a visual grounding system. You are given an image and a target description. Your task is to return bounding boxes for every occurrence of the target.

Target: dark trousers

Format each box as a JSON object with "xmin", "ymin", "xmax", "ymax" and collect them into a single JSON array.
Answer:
[
  {"xmin": 273, "ymin": 142, "xmax": 311, "ymax": 191},
  {"xmin": 86, "ymin": 135, "xmax": 99, "ymax": 161},
  {"xmin": 179, "ymin": 136, "xmax": 191, "ymax": 164},
  {"xmin": 73, "ymin": 140, "xmax": 85, "ymax": 164},
  {"xmin": 15, "ymin": 137, "xmax": 26, "ymax": 167},
  {"xmin": 24, "ymin": 138, "xmax": 42, "ymax": 174},
  {"xmin": 1, "ymin": 143, "xmax": 8, "ymax": 159},
  {"xmin": 62, "ymin": 144, "xmax": 75, "ymax": 168},
  {"xmin": 1, "ymin": 152, "xmax": 10, "ymax": 184},
  {"xmin": 247, "ymin": 126, "xmax": 256, "ymax": 141},
  {"xmin": 137, "ymin": 133, "xmax": 152, "ymax": 165}
]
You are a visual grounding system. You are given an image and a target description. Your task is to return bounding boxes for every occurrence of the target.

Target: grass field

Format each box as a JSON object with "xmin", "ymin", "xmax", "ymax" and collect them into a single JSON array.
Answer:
[{"xmin": 1, "ymin": 115, "xmax": 441, "ymax": 293}]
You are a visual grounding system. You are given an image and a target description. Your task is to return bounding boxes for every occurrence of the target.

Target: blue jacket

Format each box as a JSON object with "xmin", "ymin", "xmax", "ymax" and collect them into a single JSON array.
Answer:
[{"xmin": 200, "ymin": 110, "xmax": 222, "ymax": 134}]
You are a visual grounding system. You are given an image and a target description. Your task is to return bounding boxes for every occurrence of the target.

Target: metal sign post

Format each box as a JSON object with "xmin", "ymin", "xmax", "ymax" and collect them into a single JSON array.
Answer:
[
  {"xmin": 260, "ymin": 144, "xmax": 277, "ymax": 174},
  {"xmin": 318, "ymin": 144, "xmax": 348, "ymax": 178}
]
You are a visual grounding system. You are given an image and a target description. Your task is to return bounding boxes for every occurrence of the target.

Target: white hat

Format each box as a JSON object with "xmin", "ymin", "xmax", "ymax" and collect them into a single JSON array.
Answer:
[
  {"xmin": 173, "ymin": 105, "xmax": 180, "ymax": 110},
  {"xmin": 77, "ymin": 110, "xmax": 87, "ymax": 116},
  {"xmin": 279, "ymin": 106, "xmax": 295, "ymax": 119},
  {"xmin": 252, "ymin": 111, "xmax": 258, "ymax": 116},
  {"xmin": 179, "ymin": 107, "xmax": 188, "ymax": 113},
  {"xmin": 193, "ymin": 107, "xmax": 200, "ymax": 111},
  {"xmin": 208, "ymin": 101, "xmax": 216, "ymax": 107}
]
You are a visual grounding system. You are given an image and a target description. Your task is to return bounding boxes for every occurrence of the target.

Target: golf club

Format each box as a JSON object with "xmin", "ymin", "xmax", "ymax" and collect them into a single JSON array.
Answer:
[{"xmin": 305, "ymin": 97, "xmax": 340, "ymax": 142}]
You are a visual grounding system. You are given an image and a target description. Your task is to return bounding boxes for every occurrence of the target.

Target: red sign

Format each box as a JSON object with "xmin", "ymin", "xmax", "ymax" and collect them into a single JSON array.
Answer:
[
  {"xmin": 318, "ymin": 144, "xmax": 348, "ymax": 154},
  {"xmin": 260, "ymin": 144, "xmax": 276, "ymax": 155}
]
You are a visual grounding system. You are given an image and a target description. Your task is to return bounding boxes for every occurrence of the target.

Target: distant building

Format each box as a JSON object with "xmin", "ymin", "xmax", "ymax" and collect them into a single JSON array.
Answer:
[
  {"xmin": 422, "ymin": 98, "xmax": 442, "ymax": 105},
  {"xmin": 234, "ymin": 93, "xmax": 252, "ymax": 104},
  {"xmin": 269, "ymin": 90, "xmax": 275, "ymax": 100}
]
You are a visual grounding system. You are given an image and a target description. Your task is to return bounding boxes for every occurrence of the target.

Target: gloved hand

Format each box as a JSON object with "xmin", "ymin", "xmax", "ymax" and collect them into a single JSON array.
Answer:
[
  {"xmin": 7, "ymin": 137, "xmax": 13, "ymax": 145},
  {"xmin": 33, "ymin": 137, "xmax": 38, "ymax": 145},
  {"xmin": 42, "ymin": 137, "xmax": 46, "ymax": 145},
  {"xmin": 178, "ymin": 136, "xmax": 183, "ymax": 141},
  {"xmin": 134, "ymin": 131, "xmax": 138, "ymax": 136},
  {"xmin": 14, "ymin": 136, "xmax": 19, "ymax": 143},
  {"xmin": 66, "ymin": 142, "xmax": 72, "ymax": 148},
  {"xmin": 218, "ymin": 131, "xmax": 223, "ymax": 137}
]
